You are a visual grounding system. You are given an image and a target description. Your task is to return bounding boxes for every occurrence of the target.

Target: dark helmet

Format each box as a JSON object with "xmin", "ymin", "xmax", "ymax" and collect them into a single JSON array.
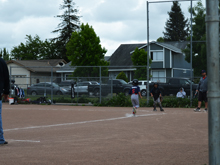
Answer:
[
  {"xmin": 153, "ymin": 83, "xmax": 159, "ymax": 86},
  {"xmin": 132, "ymin": 79, "xmax": 139, "ymax": 86}
]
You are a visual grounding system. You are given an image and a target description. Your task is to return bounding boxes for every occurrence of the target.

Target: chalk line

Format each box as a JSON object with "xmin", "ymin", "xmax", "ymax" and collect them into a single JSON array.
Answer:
[
  {"xmin": 4, "ymin": 113, "xmax": 165, "ymax": 132},
  {"xmin": 9, "ymin": 139, "xmax": 40, "ymax": 143}
]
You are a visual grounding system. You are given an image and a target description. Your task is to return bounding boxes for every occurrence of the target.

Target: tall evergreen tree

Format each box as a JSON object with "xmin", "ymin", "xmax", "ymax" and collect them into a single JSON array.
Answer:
[
  {"xmin": 163, "ymin": 1, "xmax": 188, "ymax": 41},
  {"xmin": 0, "ymin": 48, "xmax": 10, "ymax": 61},
  {"xmin": 51, "ymin": 0, "xmax": 80, "ymax": 61}
]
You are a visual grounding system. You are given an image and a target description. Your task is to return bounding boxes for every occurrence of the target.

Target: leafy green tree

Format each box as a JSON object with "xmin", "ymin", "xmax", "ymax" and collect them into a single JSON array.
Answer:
[
  {"xmin": 116, "ymin": 72, "xmax": 128, "ymax": 82},
  {"xmin": 11, "ymin": 35, "xmax": 42, "ymax": 60},
  {"xmin": 51, "ymin": 0, "xmax": 80, "ymax": 62},
  {"xmin": 131, "ymin": 48, "xmax": 152, "ymax": 80},
  {"xmin": 11, "ymin": 35, "xmax": 59, "ymax": 60},
  {"xmin": 156, "ymin": 37, "xmax": 164, "ymax": 42},
  {"xmin": 163, "ymin": 1, "xmax": 188, "ymax": 41},
  {"xmin": 66, "ymin": 23, "xmax": 109, "ymax": 77},
  {"xmin": 0, "ymin": 48, "xmax": 10, "ymax": 61},
  {"xmin": 183, "ymin": 1, "xmax": 206, "ymax": 76}
]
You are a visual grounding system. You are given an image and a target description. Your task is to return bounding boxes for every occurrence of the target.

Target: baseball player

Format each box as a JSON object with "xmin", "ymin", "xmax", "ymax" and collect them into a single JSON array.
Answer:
[
  {"xmin": 150, "ymin": 83, "xmax": 164, "ymax": 111},
  {"xmin": 129, "ymin": 79, "xmax": 142, "ymax": 115}
]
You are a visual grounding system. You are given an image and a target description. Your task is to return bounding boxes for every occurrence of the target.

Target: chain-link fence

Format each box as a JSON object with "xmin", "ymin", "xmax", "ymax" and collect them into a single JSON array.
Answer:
[{"xmin": 9, "ymin": 65, "xmax": 200, "ymax": 104}]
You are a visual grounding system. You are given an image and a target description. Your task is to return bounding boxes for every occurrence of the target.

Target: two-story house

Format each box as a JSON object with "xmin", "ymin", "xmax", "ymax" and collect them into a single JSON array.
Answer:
[{"xmin": 108, "ymin": 41, "xmax": 192, "ymax": 82}]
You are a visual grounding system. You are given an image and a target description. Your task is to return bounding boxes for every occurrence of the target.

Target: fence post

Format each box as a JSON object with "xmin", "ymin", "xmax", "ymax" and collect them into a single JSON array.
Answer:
[
  {"xmin": 51, "ymin": 67, "xmax": 53, "ymax": 104},
  {"xmin": 77, "ymin": 77, "xmax": 78, "ymax": 104},
  {"xmin": 206, "ymin": 0, "xmax": 220, "ymax": 164},
  {"xmin": 9, "ymin": 66, "xmax": 12, "ymax": 97},
  {"xmin": 99, "ymin": 66, "xmax": 101, "ymax": 104},
  {"xmin": 146, "ymin": 1, "xmax": 150, "ymax": 105},
  {"xmin": 190, "ymin": 0, "xmax": 193, "ymax": 107},
  {"xmin": 111, "ymin": 77, "xmax": 113, "ymax": 98}
]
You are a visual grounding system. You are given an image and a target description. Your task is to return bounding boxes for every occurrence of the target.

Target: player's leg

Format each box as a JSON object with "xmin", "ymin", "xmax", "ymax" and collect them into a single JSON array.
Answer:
[
  {"xmin": 0, "ymin": 100, "xmax": 6, "ymax": 144},
  {"xmin": 131, "ymin": 95, "xmax": 136, "ymax": 115},
  {"xmin": 194, "ymin": 92, "xmax": 202, "ymax": 112},
  {"xmin": 153, "ymin": 99, "xmax": 157, "ymax": 111},
  {"xmin": 133, "ymin": 95, "xmax": 139, "ymax": 115},
  {"xmin": 157, "ymin": 98, "xmax": 164, "ymax": 111},
  {"xmin": 204, "ymin": 92, "xmax": 208, "ymax": 112}
]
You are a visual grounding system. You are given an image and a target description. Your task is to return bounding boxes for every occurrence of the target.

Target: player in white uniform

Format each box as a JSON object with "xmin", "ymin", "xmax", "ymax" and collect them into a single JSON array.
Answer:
[{"xmin": 129, "ymin": 79, "xmax": 142, "ymax": 115}]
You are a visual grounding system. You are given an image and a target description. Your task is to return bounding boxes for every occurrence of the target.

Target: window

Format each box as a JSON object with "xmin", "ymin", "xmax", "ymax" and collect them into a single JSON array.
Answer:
[
  {"xmin": 180, "ymin": 79, "xmax": 189, "ymax": 85},
  {"xmin": 152, "ymin": 70, "xmax": 165, "ymax": 83},
  {"xmin": 151, "ymin": 51, "xmax": 163, "ymax": 61}
]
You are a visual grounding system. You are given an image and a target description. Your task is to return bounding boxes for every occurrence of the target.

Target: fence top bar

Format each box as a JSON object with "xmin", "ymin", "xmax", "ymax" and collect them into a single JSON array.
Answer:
[
  {"xmin": 148, "ymin": 0, "xmax": 198, "ymax": 3},
  {"xmin": 9, "ymin": 66, "xmax": 150, "ymax": 68}
]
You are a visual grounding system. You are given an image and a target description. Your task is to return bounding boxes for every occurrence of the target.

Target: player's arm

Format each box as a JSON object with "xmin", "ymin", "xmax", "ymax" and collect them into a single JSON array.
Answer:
[
  {"xmin": 150, "ymin": 89, "xmax": 153, "ymax": 97},
  {"xmin": 138, "ymin": 91, "xmax": 142, "ymax": 99}
]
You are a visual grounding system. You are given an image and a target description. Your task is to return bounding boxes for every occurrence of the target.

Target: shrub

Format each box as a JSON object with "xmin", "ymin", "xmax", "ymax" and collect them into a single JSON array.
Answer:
[
  {"xmin": 116, "ymin": 71, "xmax": 128, "ymax": 82},
  {"xmin": 99, "ymin": 93, "xmax": 132, "ymax": 107}
]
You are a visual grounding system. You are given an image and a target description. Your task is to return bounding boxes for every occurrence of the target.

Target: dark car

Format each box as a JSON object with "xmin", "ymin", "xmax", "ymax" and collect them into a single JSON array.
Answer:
[
  {"xmin": 27, "ymin": 82, "xmax": 71, "ymax": 96},
  {"xmin": 58, "ymin": 80, "xmax": 76, "ymax": 88},
  {"xmin": 88, "ymin": 79, "xmax": 132, "ymax": 96}
]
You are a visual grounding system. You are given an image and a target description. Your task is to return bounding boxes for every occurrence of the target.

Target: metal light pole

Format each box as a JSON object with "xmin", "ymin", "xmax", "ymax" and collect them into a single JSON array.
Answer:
[
  {"xmin": 190, "ymin": 0, "xmax": 193, "ymax": 107},
  {"xmin": 146, "ymin": 1, "xmax": 150, "ymax": 104},
  {"xmin": 206, "ymin": 0, "xmax": 220, "ymax": 164}
]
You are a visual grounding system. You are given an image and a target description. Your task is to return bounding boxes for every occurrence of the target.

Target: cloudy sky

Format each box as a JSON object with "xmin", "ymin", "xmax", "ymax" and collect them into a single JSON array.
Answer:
[{"xmin": 0, "ymin": 0, "xmax": 205, "ymax": 57}]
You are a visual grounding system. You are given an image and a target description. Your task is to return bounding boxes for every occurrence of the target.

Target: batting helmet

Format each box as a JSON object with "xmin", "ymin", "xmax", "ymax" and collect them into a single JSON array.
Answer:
[{"xmin": 132, "ymin": 79, "xmax": 139, "ymax": 86}]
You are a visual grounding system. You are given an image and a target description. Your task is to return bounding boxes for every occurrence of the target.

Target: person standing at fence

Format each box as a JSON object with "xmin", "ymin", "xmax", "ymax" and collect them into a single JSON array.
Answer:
[
  {"xmin": 129, "ymin": 79, "xmax": 142, "ymax": 116},
  {"xmin": 0, "ymin": 57, "xmax": 9, "ymax": 145},
  {"xmin": 194, "ymin": 70, "xmax": 208, "ymax": 112}
]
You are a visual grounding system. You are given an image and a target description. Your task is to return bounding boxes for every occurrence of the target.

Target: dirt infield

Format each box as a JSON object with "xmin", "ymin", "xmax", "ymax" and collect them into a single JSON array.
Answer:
[{"xmin": 0, "ymin": 104, "xmax": 208, "ymax": 165}]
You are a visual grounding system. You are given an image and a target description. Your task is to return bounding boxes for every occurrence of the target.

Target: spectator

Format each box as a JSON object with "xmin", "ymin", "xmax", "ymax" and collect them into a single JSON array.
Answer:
[{"xmin": 176, "ymin": 87, "xmax": 186, "ymax": 98}]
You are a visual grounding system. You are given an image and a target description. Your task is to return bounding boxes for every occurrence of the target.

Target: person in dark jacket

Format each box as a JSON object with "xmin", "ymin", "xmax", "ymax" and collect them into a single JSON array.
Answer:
[
  {"xmin": 0, "ymin": 58, "xmax": 9, "ymax": 145},
  {"xmin": 194, "ymin": 70, "xmax": 208, "ymax": 112},
  {"xmin": 150, "ymin": 83, "xmax": 164, "ymax": 112}
]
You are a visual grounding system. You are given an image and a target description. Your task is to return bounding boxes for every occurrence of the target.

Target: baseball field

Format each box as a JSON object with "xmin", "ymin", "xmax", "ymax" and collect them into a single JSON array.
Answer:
[{"xmin": 0, "ymin": 104, "xmax": 208, "ymax": 165}]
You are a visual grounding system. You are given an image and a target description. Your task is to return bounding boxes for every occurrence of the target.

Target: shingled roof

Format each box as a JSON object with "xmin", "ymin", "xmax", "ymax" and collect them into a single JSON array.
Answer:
[
  {"xmin": 7, "ymin": 59, "xmax": 67, "ymax": 73},
  {"xmin": 109, "ymin": 43, "xmax": 146, "ymax": 67}
]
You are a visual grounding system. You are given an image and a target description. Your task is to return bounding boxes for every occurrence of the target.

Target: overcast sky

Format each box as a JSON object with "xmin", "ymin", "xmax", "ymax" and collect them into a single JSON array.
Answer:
[{"xmin": 0, "ymin": 0, "xmax": 206, "ymax": 57}]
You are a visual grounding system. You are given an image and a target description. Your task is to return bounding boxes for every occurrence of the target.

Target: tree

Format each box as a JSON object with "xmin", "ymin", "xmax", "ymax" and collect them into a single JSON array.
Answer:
[
  {"xmin": 163, "ymin": 1, "xmax": 188, "ymax": 41},
  {"xmin": 66, "ymin": 23, "xmax": 109, "ymax": 77},
  {"xmin": 131, "ymin": 48, "xmax": 152, "ymax": 80},
  {"xmin": 156, "ymin": 37, "xmax": 164, "ymax": 42},
  {"xmin": 116, "ymin": 72, "xmax": 128, "ymax": 82},
  {"xmin": 51, "ymin": 0, "xmax": 80, "ymax": 62},
  {"xmin": 0, "ymin": 48, "xmax": 10, "ymax": 61},
  {"xmin": 11, "ymin": 35, "xmax": 59, "ymax": 60},
  {"xmin": 183, "ymin": 1, "xmax": 206, "ymax": 76}
]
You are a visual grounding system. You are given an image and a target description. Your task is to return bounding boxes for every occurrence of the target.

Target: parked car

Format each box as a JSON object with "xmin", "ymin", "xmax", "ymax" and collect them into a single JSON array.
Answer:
[
  {"xmin": 88, "ymin": 79, "xmax": 132, "ymax": 96},
  {"xmin": 27, "ymin": 82, "xmax": 71, "ymax": 96},
  {"xmin": 128, "ymin": 80, "xmax": 151, "ymax": 96},
  {"xmin": 149, "ymin": 78, "xmax": 197, "ymax": 96},
  {"xmin": 75, "ymin": 81, "xmax": 99, "ymax": 95},
  {"xmin": 58, "ymin": 80, "xmax": 76, "ymax": 88}
]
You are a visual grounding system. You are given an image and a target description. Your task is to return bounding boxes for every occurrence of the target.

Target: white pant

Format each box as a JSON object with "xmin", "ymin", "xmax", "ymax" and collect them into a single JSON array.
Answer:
[{"xmin": 131, "ymin": 94, "xmax": 139, "ymax": 108}]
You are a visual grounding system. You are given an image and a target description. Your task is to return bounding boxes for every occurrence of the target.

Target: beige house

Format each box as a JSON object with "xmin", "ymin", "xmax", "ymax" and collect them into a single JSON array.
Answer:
[{"xmin": 7, "ymin": 59, "xmax": 67, "ymax": 89}]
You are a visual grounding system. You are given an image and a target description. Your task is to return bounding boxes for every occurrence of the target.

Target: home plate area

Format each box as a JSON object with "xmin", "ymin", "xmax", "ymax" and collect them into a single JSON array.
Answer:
[{"xmin": 1, "ymin": 104, "xmax": 208, "ymax": 165}]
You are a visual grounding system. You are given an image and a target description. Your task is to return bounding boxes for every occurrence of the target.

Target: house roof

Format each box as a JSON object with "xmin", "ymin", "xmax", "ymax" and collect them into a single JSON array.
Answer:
[
  {"xmin": 136, "ymin": 41, "xmax": 189, "ymax": 54},
  {"xmin": 56, "ymin": 62, "xmax": 76, "ymax": 73},
  {"xmin": 109, "ymin": 43, "xmax": 146, "ymax": 67},
  {"xmin": 7, "ymin": 59, "xmax": 67, "ymax": 73},
  {"xmin": 104, "ymin": 56, "xmax": 111, "ymax": 61}
]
